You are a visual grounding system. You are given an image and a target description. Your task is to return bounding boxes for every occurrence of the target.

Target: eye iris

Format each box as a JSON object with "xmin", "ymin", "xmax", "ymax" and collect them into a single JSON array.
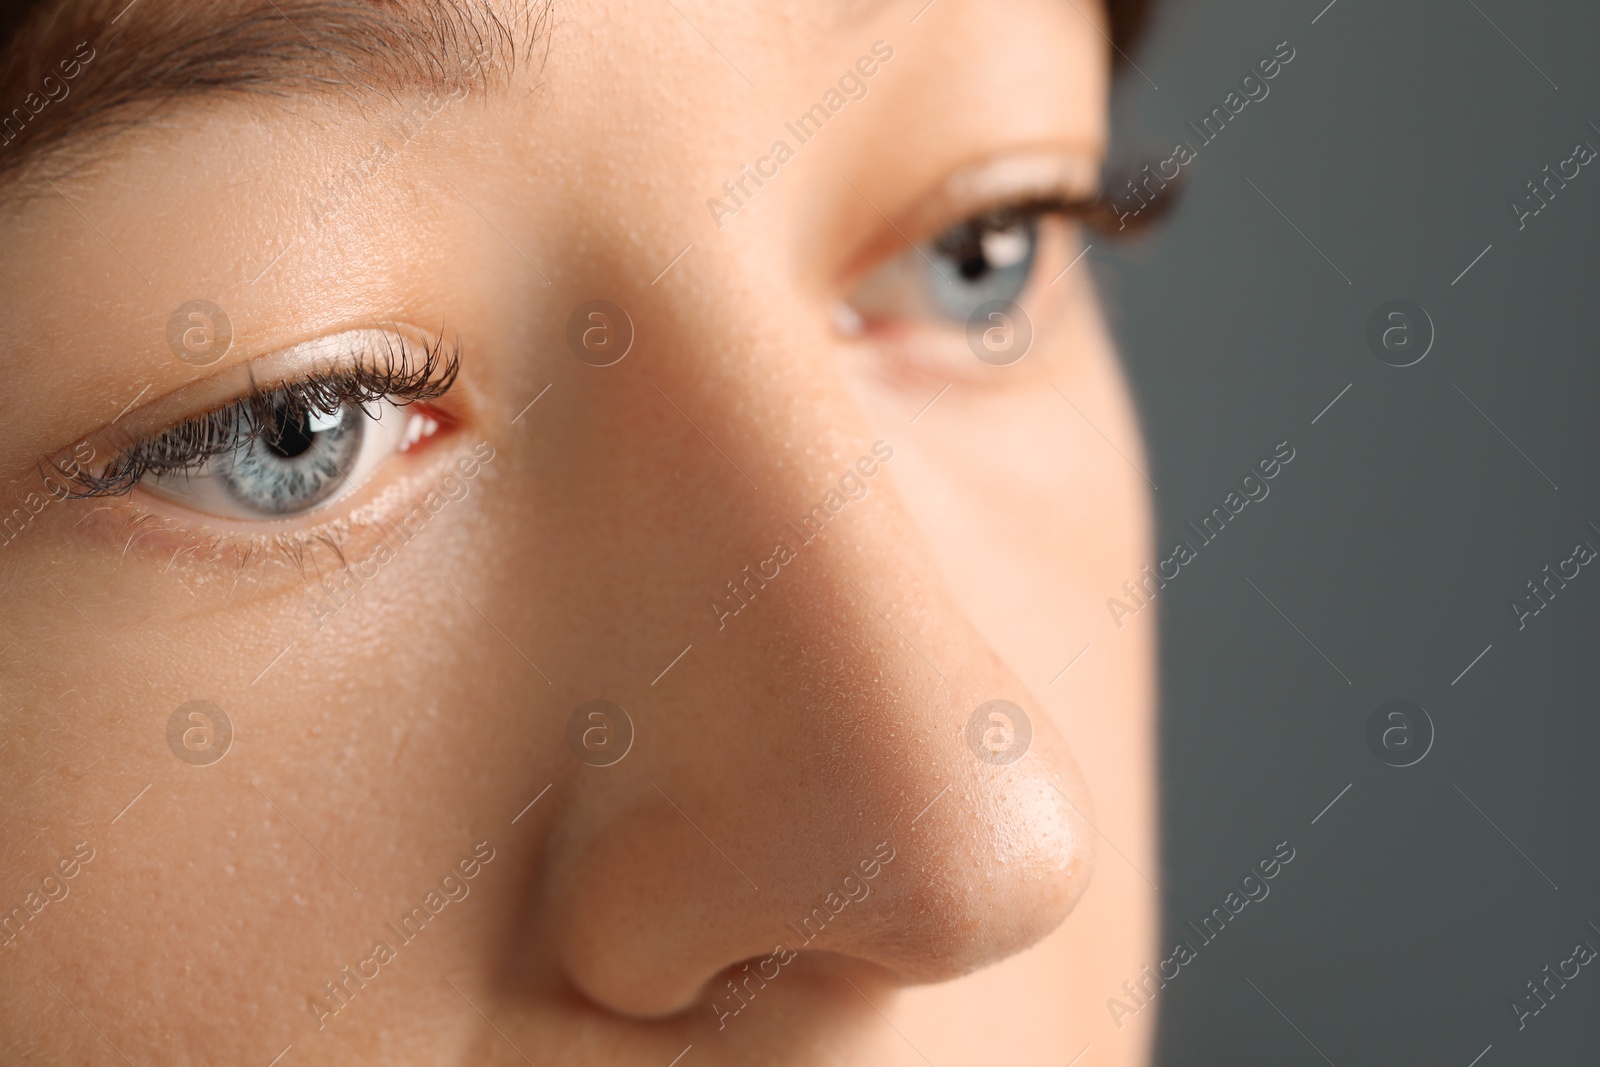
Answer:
[
  {"xmin": 925, "ymin": 213, "xmax": 1039, "ymax": 321},
  {"xmin": 220, "ymin": 403, "xmax": 365, "ymax": 516}
]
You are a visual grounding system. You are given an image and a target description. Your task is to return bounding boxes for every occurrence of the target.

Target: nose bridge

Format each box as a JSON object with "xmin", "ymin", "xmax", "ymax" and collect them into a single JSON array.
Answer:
[
  {"xmin": 545, "ymin": 283, "xmax": 1094, "ymax": 1018},
  {"xmin": 636, "ymin": 283, "xmax": 991, "ymax": 749},
  {"xmin": 618, "ymin": 272, "xmax": 960, "ymax": 673}
]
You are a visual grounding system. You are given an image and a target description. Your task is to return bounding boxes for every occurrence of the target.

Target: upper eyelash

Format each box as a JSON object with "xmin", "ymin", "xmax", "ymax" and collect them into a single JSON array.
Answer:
[
  {"xmin": 929, "ymin": 196, "xmax": 1086, "ymax": 260},
  {"xmin": 49, "ymin": 330, "xmax": 461, "ymax": 500},
  {"xmin": 942, "ymin": 194, "xmax": 1090, "ymax": 235},
  {"xmin": 1086, "ymin": 155, "xmax": 1186, "ymax": 235},
  {"xmin": 928, "ymin": 189, "xmax": 1146, "ymax": 254},
  {"xmin": 946, "ymin": 155, "xmax": 1187, "ymax": 241}
]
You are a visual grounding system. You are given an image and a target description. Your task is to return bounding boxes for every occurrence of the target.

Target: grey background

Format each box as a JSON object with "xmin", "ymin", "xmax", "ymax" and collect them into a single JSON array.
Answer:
[{"xmin": 1095, "ymin": 0, "xmax": 1600, "ymax": 1063}]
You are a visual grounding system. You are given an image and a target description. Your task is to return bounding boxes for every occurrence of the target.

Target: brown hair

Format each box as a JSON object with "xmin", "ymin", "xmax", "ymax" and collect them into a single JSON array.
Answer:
[{"xmin": 1109, "ymin": 0, "xmax": 1154, "ymax": 58}]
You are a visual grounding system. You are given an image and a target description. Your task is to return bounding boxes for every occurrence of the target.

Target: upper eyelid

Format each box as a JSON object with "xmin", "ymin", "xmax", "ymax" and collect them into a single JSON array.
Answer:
[
  {"xmin": 837, "ymin": 150, "xmax": 1103, "ymax": 284},
  {"xmin": 92, "ymin": 328, "xmax": 450, "ymax": 439},
  {"xmin": 837, "ymin": 194, "xmax": 1093, "ymax": 304},
  {"xmin": 896, "ymin": 151, "xmax": 1103, "ymax": 239},
  {"xmin": 43, "ymin": 327, "xmax": 459, "ymax": 490}
]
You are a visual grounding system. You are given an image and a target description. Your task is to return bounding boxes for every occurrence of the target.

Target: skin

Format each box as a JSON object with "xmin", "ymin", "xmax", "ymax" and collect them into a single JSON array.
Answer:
[{"xmin": 0, "ymin": 0, "xmax": 1156, "ymax": 1064}]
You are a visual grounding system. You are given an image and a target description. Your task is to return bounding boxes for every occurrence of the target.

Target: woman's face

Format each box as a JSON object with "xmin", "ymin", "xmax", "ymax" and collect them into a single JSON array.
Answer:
[{"xmin": 0, "ymin": 0, "xmax": 1156, "ymax": 1064}]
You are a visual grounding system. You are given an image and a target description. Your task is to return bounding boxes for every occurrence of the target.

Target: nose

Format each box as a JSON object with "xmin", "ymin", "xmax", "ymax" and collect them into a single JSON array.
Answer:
[{"xmin": 536, "ymin": 276, "xmax": 1097, "ymax": 1020}]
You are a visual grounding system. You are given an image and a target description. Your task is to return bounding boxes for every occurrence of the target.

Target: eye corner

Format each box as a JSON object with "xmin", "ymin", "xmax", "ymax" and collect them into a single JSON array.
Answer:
[{"xmin": 393, "ymin": 400, "xmax": 461, "ymax": 454}]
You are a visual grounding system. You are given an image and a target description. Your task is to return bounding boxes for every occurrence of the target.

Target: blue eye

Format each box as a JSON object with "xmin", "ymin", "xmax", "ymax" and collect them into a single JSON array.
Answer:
[
  {"xmin": 137, "ymin": 398, "xmax": 425, "ymax": 521},
  {"xmin": 60, "ymin": 329, "xmax": 461, "ymax": 522},
  {"xmin": 924, "ymin": 212, "xmax": 1040, "ymax": 321},
  {"xmin": 845, "ymin": 207, "xmax": 1045, "ymax": 329},
  {"xmin": 217, "ymin": 402, "xmax": 367, "ymax": 515}
]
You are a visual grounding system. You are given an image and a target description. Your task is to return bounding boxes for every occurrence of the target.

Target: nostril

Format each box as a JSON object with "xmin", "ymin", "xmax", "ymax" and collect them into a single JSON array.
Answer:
[
  {"xmin": 552, "ymin": 779, "xmax": 1092, "ymax": 1023},
  {"xmin": 701, "ymin": 949, "xmax": 801, "ymax": 1030}
]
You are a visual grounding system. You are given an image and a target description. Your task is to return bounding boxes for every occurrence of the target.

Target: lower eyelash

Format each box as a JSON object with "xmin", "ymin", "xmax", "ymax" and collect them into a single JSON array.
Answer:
[
  {"xmin": 48, "ymin": 331, "xmax": 461, "ymax": 500},
  {"xmin": 90, "ymin": 502, "xmax": 360, "ymax": 586}
]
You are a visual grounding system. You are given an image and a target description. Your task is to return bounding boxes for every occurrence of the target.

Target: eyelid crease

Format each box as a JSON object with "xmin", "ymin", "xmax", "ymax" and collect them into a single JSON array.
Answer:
[{"xmin": 42, "ymin": 327, "xmax": 461, "ymax": 500}]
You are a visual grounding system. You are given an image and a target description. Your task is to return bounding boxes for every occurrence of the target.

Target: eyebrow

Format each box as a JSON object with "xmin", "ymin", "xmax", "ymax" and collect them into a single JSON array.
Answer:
[{"xmin": 0, "ymin": 0, "xmax": 553, "ymax": 184}]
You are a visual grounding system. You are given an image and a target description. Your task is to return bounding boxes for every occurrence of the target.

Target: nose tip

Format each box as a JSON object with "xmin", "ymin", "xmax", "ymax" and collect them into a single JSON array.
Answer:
[
  {"xmin": 841, "ymin": 725, "xmax": 1096, "ymax": 985},
  {"xmin": 544, "ymin": 599, "xmax": 1097, "ymax": 1019},
  {"xmin": 549, "ymin": 738, "xmax": 1094, "ymax": 1021}
]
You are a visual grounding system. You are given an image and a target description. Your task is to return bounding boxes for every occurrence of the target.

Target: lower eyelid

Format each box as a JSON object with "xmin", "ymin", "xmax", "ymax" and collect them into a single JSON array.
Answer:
[
  {"xmin": 850, "ymin": 217, "xmax": 1084, "ymax": 388},
  {"xmin": 55, "ymin": 429, "xmax": 479, "ymax": 588}
]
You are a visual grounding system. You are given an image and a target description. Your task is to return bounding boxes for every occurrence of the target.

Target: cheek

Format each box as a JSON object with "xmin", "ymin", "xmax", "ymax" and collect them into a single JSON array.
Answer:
[
  {"xmin": 876, "ymin": 294, "xmax": 1153, "ymax": 688},
  {"xmin": 0, "ymin": 484, "xmax": 537, "ymax": 1055}
]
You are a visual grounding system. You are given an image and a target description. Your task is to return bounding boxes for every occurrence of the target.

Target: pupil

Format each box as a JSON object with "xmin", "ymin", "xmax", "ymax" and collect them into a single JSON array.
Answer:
[
  {"xmin": 266, "ymin": 406, "xmax": 318, "ymax": 459},
  {"xmin": 956, "ymin": 243, "xmax": 989, "ymax": 281},
  {"xmin": 938, "ymin": 222, "xmax": 991, "ymax": 282}
]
